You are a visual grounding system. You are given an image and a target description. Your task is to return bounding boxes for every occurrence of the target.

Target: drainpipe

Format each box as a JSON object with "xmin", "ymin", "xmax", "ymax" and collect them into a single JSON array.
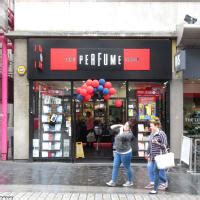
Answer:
[{"xmin": 0, "ymin": 34, "xmax": 8, "ymax": 161}]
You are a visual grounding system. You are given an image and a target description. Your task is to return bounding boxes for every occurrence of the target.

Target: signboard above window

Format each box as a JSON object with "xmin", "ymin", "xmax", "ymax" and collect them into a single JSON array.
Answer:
[
  {"xmin": 28, "ymin": 38, "xmax": 172, "ymax": 80},
  {"xmin": 50, "ymin": 48, "xmax": 150, "ymax": 71}
]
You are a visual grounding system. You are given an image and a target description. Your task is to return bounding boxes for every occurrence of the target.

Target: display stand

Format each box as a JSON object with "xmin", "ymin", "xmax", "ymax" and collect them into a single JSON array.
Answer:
[{"xmin": 32, "ymin": 94, "xmax": 72, "ymax": 159}]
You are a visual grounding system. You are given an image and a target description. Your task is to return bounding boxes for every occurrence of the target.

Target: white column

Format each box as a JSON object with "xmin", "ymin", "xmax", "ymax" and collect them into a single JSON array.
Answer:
[
  {"xmin": 14, "ymin": 39, "xmax": 29, "ymax": 159},
  {"xmin": 170, "ymin": 79, "xmax": 183, "ymax": 159}
]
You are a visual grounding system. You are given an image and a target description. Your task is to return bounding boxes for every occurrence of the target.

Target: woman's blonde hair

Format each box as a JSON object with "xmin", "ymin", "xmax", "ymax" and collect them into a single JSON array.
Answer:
[{"xmin": 149, "ymin": 117, "xmax": 161, "ymax": 128}]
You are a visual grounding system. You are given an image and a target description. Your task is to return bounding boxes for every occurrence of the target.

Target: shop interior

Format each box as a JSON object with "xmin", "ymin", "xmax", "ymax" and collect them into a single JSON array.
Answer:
[
  {"xmin": 31, "ymin": 81, "xmax": 168, "ymax": 161},
  {"xmin": 183, "ymin": 80, "xmax": 200, "ymax": 136}
]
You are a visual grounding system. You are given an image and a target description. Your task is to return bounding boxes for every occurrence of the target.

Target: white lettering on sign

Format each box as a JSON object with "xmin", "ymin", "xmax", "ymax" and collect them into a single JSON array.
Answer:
[
  {"xmin": 65, "ymin": 57, "xmax": 75, "ymax": 62},
  {"xmin": 118, "ymin": 56, "xmax": 122, "ymax": 65},
  {"xmin": 79, "ymin": 55, "xmax": 83, "ymax": 65},
  {"xmin": 78, "ymin": 53, "xmax": 122, "ymax": 67},
  {"xmin": 91, "ymin": 54, "xmax": 95, "ymax": 66},
  {"xmin": 98, "ymin": 53, "xmax": 102, "ymax": 67},
  {"xmin": 103, "ymin": 54, "xmax": 108, "ymax": 66},
  {"xmin": 85, "ymin": 55, "xmax": 88, "ymax": 65},
  {"xmin": 175, "ymin": 54, "xmax": 180, "ymax": 67},
  {"xmin": 125, "ymin": 57, "xmax": 139, "ymax": 62}
]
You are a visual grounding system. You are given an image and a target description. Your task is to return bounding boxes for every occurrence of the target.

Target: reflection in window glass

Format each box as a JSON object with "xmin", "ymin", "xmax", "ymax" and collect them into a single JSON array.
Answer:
[{"xmin": 184, "ymin": 80, "xmax": 200, "ymax": 136}]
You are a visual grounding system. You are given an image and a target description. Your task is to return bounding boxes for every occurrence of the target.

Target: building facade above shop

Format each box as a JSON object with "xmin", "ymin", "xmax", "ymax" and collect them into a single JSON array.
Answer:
[
  {"xmin": 177, "ymin": 23, "xmax": 200, "ymax": 48},
  {"xmin": 14, "ymin": 1, "xmax": 200, "ymax": 36}
]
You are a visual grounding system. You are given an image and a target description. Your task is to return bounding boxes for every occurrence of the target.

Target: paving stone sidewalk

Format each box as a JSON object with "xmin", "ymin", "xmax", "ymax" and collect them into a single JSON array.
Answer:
[
  {"xmin": 0, "ymin": 161, "xmax": 199, "ymax": 199},
  {"xmin": 0, "ymin": 190, "xmax": 199, "ymax": 200}
]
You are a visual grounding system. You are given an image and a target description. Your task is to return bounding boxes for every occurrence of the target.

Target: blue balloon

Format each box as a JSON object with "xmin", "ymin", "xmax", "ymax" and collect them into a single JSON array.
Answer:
[
  {"xmin": 103, "ymin": 88, "xmax": 109, "ymax": 95},
  {"xmin": 98, "ymin": 85, "xmax": 104, "ymax": 92},
  {"xmin": 76, "ymin": 94, "xmax": 83, "ymax": 101},
  {"xmin": 99, "ymin": 79, "xmax": 106, "ymax": 85}
]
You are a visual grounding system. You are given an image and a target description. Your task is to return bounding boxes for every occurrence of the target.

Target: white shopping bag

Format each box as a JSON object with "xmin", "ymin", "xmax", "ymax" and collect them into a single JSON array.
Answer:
[{"xmin": 155, "ymin": 152, "xmax": 175, "ymax": 169}]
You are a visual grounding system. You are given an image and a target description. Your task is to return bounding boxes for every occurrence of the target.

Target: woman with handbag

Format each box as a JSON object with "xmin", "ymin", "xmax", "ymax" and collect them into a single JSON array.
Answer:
[
  {"xmin": 106, "ymin": 121, "xmax": 134, "ymax": 187},
  {"xmin": 147, "ymin": 118, "xmax": 168, "ymax": 194}
]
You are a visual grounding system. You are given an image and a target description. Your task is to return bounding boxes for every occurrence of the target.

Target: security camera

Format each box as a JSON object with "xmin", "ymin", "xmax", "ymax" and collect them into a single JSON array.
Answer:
[{"xmin": 184, "ymin": 14, "xmax": 197, "ymax": 24}]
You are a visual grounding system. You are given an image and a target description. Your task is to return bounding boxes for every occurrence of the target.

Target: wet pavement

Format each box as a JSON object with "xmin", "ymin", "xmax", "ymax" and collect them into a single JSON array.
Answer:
[{"xmin": 0, "ymin": 161, "xmax": 199, "ymax": 199}]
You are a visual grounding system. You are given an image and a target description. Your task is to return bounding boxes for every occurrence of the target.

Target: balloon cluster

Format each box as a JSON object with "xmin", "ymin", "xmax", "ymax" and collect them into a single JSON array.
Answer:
[{"xmin": 76, "ymin": 79, "xmax": 116, "ymax": 102}]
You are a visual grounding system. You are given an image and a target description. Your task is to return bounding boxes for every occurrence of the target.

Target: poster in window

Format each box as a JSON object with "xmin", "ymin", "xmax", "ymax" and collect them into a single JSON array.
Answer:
[{"xmin": 138, "ymin": 96, "xmax": 156, "ymax": 120}]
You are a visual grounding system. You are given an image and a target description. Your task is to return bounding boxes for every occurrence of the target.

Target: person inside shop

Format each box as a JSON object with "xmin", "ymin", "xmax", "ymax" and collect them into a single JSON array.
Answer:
[
  {"xmin": 86, "ymin": 111, "xmax": 95, "ymax": 148},
  {"xmin": 146, "ymin": 117, "xmax": 168, "ymax": 194},
  {"xmin": 106, "ymin": 121, "xmax": 134, "ymax": 187},
  {"xmin": 76, "ymin": 114, "xmax": 87, "ymax": 143}
]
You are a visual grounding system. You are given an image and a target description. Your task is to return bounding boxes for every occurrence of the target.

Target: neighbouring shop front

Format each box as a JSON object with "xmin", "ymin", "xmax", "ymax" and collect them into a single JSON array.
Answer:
[
  {"xmin": 28, "ymin": 38, "xmax": 172, "ymax": 162},
  {"xmin": 180, "ymin": 49, "xmax": 200, "ymax": 137}
]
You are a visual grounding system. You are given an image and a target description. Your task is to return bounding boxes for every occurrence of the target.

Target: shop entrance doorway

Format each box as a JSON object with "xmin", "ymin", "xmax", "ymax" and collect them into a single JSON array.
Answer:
[
  {"xmin": 73, "ymin": 81, "xmax": 127, "ymax": 161},
  {"xmin": 74, "ymin": 98, "xmax": 126, "ymax": 160}
]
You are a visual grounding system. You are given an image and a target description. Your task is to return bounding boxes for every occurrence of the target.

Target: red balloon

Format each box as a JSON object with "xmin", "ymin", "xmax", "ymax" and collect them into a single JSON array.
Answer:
[
  {"xmin": 80, "ymin": 88, "xmax": 87, "ymax": 96},
  {"xmin": 109, "ymin": 88, "xmax": 116, "ymax": 95},
  {"xmin": 84, "ymin": 94, "xmax": 91, "ymax": 101},
  {"xmin": 92, "ymin": 80, "xmax": 99, "ymax": 88},
  {"xmin": 87, "ymin": 86, "xmax": 94, "ymax": 94},
  {"xmin": 82, "ymin": 84, "xmax": 87, "ymax": 89},
  {"xmin": 86, "ymin": 79, "xmax": 93, "ymax": 86},
  {"xmin": 104, "ymin": 82, "xmax": 112, "ymax": 88},
  {"xmin": 115, "ymin": 99, "xmax": 123, "ymax": 107},
  {"xmin": 83, "ymin": 99, "xmax": 88, "ymax": 102},
  {"xmin": 76, "ymin": 87, "xmax": 81, "ymax": 94},
  {"xmin": 103, "ymin": 94, "xmax": 110, "ymax": 101}
]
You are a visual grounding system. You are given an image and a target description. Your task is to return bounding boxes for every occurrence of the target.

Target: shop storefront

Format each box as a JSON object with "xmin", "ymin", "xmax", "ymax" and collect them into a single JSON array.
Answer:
[
  {"xmin": 184, "ymin": 80, "xmax": 200, "ymax": 136},
  {"xmin": 179, "ymin": 49, "xmax": 200, "ymax": 137},
  {"xmin": 28, "ymin": 38, "xmax": 172, "ymax": 161}
]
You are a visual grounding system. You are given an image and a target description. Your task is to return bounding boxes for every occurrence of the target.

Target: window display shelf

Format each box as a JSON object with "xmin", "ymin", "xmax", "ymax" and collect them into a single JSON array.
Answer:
[
  {"xmin": 137, "ymin": 123, "xmax": 150, "ymax": 157},
  {"xmin": 32, "ymin": 94, "xmax": 72, "ymax": 159}
]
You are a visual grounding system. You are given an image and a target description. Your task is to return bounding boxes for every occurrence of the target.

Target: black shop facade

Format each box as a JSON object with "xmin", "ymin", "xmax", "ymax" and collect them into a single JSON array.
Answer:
[{"xmin": 28, "ymin": 38, "xmax": 172, "ymax": 162}]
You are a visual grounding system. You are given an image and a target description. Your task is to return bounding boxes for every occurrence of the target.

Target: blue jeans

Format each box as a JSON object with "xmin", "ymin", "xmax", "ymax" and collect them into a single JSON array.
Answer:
[
  {"xmin": 111, "ymin": 151, "xmax": 133, "ymax": 182},
  {"xmin": 151, "ymin": 161, "xmax": 167, "ymax": 191},
  {"xmin": 147, "ymin": 161, "xmax": 167, "ymax": 183}
]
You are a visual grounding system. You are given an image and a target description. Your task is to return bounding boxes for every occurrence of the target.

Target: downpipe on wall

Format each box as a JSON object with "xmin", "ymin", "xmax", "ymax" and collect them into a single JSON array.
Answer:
[{"xmin": 0, "ymin": 34, "xmax": 8, "ymax": 160}]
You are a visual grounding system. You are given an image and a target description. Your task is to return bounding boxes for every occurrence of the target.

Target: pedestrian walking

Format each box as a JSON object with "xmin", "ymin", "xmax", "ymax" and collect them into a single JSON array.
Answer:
[
  {"xmin": 145, "ymin": 160, "xmax": 168, "ymax": 190},
  {"xmin": 147, "ymin": 117, "xmax": 168, "ymax": 194},
  {"xmin": 106, "ymin": 121, "xmax": 134, "ymax": 187}
]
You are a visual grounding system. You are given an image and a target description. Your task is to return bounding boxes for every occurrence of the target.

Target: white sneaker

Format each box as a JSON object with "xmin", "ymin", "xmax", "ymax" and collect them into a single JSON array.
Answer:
[
  {"xmin": 123, "ymin": 181, "xmax": 134, "ymax": 187},
  {"xmin": 158, "ymin": 184, "xmax": 166, "ymax": 190},
  {"xmin": 106, "ymin": 180, "xmax": 116, "ymax": 187},
  {"xmin": 144, "ymin": 183, "xmax": 154, "ymax": 189},
  {"xmin": 149, "ymin": 190, "xmax": 157, "ymax": 194}
]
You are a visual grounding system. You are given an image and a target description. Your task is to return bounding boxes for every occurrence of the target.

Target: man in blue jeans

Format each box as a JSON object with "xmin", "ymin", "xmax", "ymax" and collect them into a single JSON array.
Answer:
[{"xmin": 145, "ymin": 160, "xmax": 168, "ymax": 190}]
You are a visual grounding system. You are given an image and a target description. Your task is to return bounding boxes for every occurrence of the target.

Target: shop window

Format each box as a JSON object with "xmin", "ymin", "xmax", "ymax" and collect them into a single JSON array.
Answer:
[
  {"xmin": 32, "ymin": 81, "xmax": 72, "ymax": 159},
  {"xmin": 184, "ymin": 80, "xmax": 200, "ymax": 136},
  {"xmin": 128, "ymin": 82, "xmax": 167, "ymax": 157}
]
